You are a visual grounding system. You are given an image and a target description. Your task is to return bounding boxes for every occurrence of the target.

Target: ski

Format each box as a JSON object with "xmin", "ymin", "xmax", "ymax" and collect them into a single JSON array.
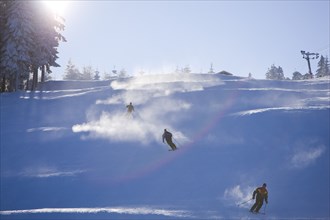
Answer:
[{"xmin": 249, "ymin": 211, "xmax": 266, "ymax": 215}]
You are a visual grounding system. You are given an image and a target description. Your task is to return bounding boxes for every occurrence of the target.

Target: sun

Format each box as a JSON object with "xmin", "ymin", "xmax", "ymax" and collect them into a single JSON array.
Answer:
[{"xmin": 42, "ymin": 0, "xmax": 69, "ymax": 16}]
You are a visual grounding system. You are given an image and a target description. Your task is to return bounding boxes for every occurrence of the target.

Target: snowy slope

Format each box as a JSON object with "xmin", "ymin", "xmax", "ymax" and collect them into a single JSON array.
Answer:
[{"xmin": 0, "ymin": 74, "xmax": 329, "ymax": 219}]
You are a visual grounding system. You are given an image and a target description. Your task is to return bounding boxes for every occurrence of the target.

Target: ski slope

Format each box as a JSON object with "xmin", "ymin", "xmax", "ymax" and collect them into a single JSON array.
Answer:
[{"xmin": 1, "ymin": 73, "xmax": 329, "ymax": 219}]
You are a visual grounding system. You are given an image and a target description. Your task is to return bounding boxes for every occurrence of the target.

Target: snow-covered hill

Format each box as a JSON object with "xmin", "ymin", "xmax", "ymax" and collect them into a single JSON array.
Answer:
[{"xmin": 1, "ymin": 74, "xmax": 329, "ymax": 219}]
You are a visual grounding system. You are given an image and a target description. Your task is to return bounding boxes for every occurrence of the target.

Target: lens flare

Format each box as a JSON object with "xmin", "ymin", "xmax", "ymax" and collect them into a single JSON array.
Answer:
[{"xmin": 42, "ymin": 0, "xmax": 69, "ymax": 16}]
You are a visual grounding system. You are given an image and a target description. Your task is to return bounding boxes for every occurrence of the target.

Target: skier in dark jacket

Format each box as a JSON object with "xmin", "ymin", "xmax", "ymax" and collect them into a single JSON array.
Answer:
[
  {"xmin": 126, "ymin": 102, "xmax": 134, "ymax": 118},
  {"xmin": 126, "ymin": 102, "xmax": 134, "ymax": 113},
  {"xmin": 162, "ymin": 129, "xmax": 177, "ymax": 151},
  {"xmin": 250, "ymin": 183, "xmax": 268, "ymax": 213}
]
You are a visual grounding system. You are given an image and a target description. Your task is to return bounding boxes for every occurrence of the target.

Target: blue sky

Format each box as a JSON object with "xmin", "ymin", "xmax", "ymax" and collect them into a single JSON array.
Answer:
[{"xmin": 48, "ymin": 1, "xmax": 329, "ymax": 79}]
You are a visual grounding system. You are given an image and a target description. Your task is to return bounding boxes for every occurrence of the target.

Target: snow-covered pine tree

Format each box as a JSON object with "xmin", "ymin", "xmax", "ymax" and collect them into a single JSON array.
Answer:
[
  {"xmin": 0, "ymin": 1, "xmax": 65, "ymax": 91},
  {"xmin": 0, "ymin": 1, "xmax": 34, "ymax": 91},
  {"xmin": 292, "ymin": 71, "xmax": 303, "ymax": 80},
  {"xmin": 81, "ymin": 66, "xmax": 94, "ymax": 80},
  {"xmin": 0, "ymin": 1, "xmax": 6, "ymax": 91},
  {"xmin": 324, "ymin": 57, "xmax": 330, "ymax": 76},
  {"xmin": 94, "ymin": 70, "xmax": 100, "ymax": 80},
  {"xmin": 29, "ymin": 1, "xmax": 66, "ymax": 90},
  {"xmin": 316, "ymin": 55, "xmax": 330, "ymax": 78},
  {"xmin": 119, "ymin": 69, "xmax": 127, "ymax": 78},
  {"xmin": 63, "ymin": 59, "xmax": 81, "ymax": 80},
  {"xmin": 265, "ymin": 64, "xmax": 285, "ymax": 80},
  {"xmin": 316, "ymin": 55, "xmax": 325, "ymax": 78},
  {"xmin": 182, "ymin": 65, "xmax": 191, "ymax": 74},
  {"xmin": 103, "ymin": 71, "xmax": 111, "ymax": 80}
]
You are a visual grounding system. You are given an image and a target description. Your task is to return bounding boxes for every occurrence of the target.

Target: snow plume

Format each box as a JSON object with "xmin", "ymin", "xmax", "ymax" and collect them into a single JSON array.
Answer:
[
  {"xmin": 96, "ymin": 90, "xmax": 156, "ymax": 105},
  {"xmin": 72, "ymin": 98, "xmax": 190, "ymax": 144},
  {"xmin": 223, "ymin": 185, "xmax": 254, "ymax": 208},
  {"xmin": 110, "ymin": 73, "xmax": 224, "ymax": 93},
  {"xmin": 290, "ymin": 144, "xmax": 326, "ymax": 169},
  {"xmin": 27, "ymin": 127, "xmax": 68, "ymax": 132},
  {"xmin": 72, "ymin": 111, "xmax": 159, "ymax": 144},
  {"xmin": 96, "ymin": 74, "xmax": 220, "ymax": 105},
  {"xmin": 19, "ymin": 166, "xmax": 86, "ymax": 178},
  {"xmin": 75, "ymin": 74, "xmax": 215, "ymax": 144},
  {"xmin": 0, "ymin": 207, "xmax": 192, "ymax": 218}
]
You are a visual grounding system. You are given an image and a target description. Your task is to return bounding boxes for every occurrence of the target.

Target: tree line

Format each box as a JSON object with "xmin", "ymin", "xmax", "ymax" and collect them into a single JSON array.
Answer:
[
  {"xmin": 0, "ymin": 1, "xmax": 65, "ymax": 92},
  {"xmin": 62, "ymin": 61, "xmax": 196, "ymax": 81},
  {"xmin": 1, "ymin": 1, "xmax": 328, "ymax": 92},
  {"xmin": 63, "ymin": 59, "xmax": 130, "ymax": 81},
  {"xmin": 265, "ymin": 55, "xmax": 330, "ymax": 80},
  {"xmin": 64, "ymin": 58, "xmax": 330, "ymax": 81}
]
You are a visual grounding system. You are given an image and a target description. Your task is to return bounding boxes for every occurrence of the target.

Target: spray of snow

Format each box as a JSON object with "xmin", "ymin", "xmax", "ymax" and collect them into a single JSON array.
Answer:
[
  {"xmin": 290, "ymin": 143, "xmax": 326, "ymax": 169},
  {"xmin": 97, "ymin": 73, "xmax": 224, "ymax": 105},
  {"xmin": 2, "ymin": 167, "xmax": 87, "ymax": 178},
  {"xmin": 0, "ymin": 207, "xmax": 192, "ymax": 218},
  {"xmin": 110, "ymin": 73, "xmax": 223, "ymax": 90},
  {"xmin": 73, "ymin": 98, "xmax": 191, "ymax": 145},
  {"xmin": 73, "ymin": 74, "xmax": 210, "ymax": 144},
  {"xmin": 223, "ymin": 185, "xmax": 254, "ymax": 208}
]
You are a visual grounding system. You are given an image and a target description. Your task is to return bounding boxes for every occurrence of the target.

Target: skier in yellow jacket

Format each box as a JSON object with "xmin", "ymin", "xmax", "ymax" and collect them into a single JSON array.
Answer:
[{"xmin": 250, "ymin": 183, "xmax": 268, "ymax": 213}]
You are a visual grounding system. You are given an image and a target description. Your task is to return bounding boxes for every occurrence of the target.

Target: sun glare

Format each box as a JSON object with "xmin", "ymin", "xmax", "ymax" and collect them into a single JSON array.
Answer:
[{"xmin": 42, "ymin": 1, "xmax": 69, "ymax": 16}]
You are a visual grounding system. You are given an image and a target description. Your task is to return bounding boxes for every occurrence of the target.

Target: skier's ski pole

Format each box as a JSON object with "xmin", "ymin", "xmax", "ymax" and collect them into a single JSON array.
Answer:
[{"xmin": 237, "ymin": 199, "xmax": 253, "ymax": 206}]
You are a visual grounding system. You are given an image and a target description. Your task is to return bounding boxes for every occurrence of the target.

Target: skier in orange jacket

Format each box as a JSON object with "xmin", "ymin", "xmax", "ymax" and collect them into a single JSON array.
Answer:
[{"xmin": 250, "ymin": 183, "xmax": 268, "ymax": 213}]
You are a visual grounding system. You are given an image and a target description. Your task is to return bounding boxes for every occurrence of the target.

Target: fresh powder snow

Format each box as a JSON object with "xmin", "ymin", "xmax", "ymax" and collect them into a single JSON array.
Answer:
[{"xmin": 1, "ymin": 74, "xmax": 329, "ymax": 219}]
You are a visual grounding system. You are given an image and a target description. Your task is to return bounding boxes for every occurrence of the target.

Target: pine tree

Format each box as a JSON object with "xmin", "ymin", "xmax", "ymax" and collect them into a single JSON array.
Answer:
[
  {"xmin": 316, "ymin": 55, "xmax": 325, "ymax": 78},
  {"xmin": 29, "ymin": 1, "xmax": 66, "ymax": 90},
  {"xmin": 81, "ymin": 66, "xmax": 94, "ymax": 80},
  {"xmin": 265, "ymin": 64, "xmax": 285, "ymax": 80},
  {"xmin": 112, "ymin": 67, "xmax": 117, "ymax": 76},
  {"xmin": 119, "ymin": 69, "xmax": 127, "ymax": 78},
  {"xmin": 0, "ymin": 1, "xmax": 7, "ymax": 91},
  {"xmin": 103, "ymin": 71, "xmax": 111, "ymax": 80},
  {"xmin": 208, "ymin": 63, "xmax": 215, "ymax": 73},
  {"xmin": 0, "ymin": 1, "xmax": 34, "ymax": 91},
  {"xmin": 63, "ymin": 59, "xmax": 81, "ymax": 80},
  {"xmin": 0, "ymin": 1, "xmax": 65, "ymax": 91},
  {"xmin": 324, "ymin": 57, "xmax": 330, "ymax": 76},
  {"xmin": 182, "ymin": 65, "xmax": 191, "ymax": 74},
  {"xmin": 316, "ymin": 55, "xmax": 330, "ymax": 78},
  {"xmin": 292, "ymin": 71, "xmax": 303, "ymax": 80},
  {"xmin": 94, "ymin": 70, "xmax": 100, "ymax": 80}
]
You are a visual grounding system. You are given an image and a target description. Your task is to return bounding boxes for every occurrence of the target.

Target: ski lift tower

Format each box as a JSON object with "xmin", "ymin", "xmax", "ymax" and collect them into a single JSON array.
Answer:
[{"xmin": 301, "ymin": 50, "xmax": 319, "ymax": 78}]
